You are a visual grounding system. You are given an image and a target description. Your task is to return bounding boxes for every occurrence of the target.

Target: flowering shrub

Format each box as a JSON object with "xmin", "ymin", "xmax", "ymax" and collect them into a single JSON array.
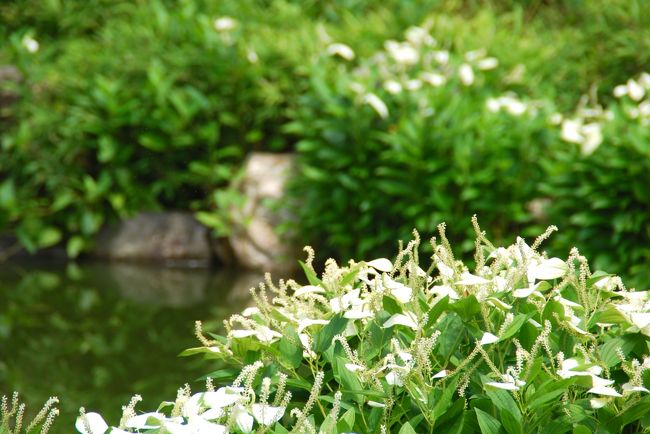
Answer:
[
  {"xmin": 78, "ymin": 221, "xmax": 650, "ymax": 433},
  {"xmin": 1, "ymin": 393, "xmax": 59, "ymax": 434},
  {"xmin": 288, "ymin": 23, "xmax": 556, "ymax": 261}
]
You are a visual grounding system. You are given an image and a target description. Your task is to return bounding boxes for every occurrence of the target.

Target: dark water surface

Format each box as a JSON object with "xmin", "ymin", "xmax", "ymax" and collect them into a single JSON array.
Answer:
[{"xmin": 0, "ymin": 260, "xmax": 263, "ymax": 432}]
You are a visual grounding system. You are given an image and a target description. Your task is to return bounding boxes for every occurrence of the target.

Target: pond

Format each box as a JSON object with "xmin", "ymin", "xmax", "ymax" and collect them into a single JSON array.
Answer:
[{"xmin": 0, "ymin": 259, "xmax": 265, "ymax": 432}]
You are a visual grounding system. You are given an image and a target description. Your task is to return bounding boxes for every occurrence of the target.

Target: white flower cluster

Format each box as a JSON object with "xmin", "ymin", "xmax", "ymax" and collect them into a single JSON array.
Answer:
[
  {"xmin": 613, "ymin": 72, "xmax": 650, "ymax": 125},
  {"xmin": 77, "ymin": 366, "xmax": 290, "ymax": 434},
  {"xmin": 557, "ymin": 97, "xmax": 613, "ymax": 156},
  {"xmin": 326, "ymin": 25, "xmax": 499, "ymax": 119},
  {"xmin": 486, "ymin": 93, "xmax": 533, "ymax": 117}
]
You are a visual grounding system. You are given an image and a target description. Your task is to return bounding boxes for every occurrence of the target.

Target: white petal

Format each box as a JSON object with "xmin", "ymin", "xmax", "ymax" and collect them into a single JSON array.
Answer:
[
  {"xmin": 326, "ymin": 43, "xmax": 355, "ymax": 61},
  {"xmin": 628, "ymin": 79, "xmax": 645, "ymax": 101},
  {"xmin": 364, "ymin": 93, "xmax": 389, "ymax": 118},
  {"xmin": 345, "ymin": 363, "xmax": 366, "ymax": 372},
  {"xmin": 486, "ymin": 297, "xmax": 512, "ymax": 310},
  {"xmin": 186, "ymin": 416, "xmax": 227, "ymax": 434},
  {"xmin": 429, "ymin": 285, "xmax": 459, "ymax": 300},
  {"xmin": 366, "ymin": 258, "xmax": 393, "ymax": 272},
  {"xmin": 203, "ymin": 387, "xmax": 244, "ymax": 409},
  {"xmin": 477, "ymin": 57, "xmax": 498, "ymax": 70},
  {"xmin": 528, "ymin": 258, "xmax": 567, "ymax": 281},
  {"xmin": 432, "ymin": 370, "xmax": 448, "ymax": 379},
  {"xmin": 233, "ymin": 404, "xmax": 254, "ymax": 433},
  {"xmin": 588, "ymin": 386, "xmax": 622, "ymax": 397},
  {"xmin": 294, "ymin": 285, "xmax": 326, "ymax": 297},
  {"xmin": 383, "ymin": 313, "xmax": 418, "ymax": 330},
  {"xmin": 622, "ymin": 382, "xmax": 650, "ymax": 393},
  {"xmin": 367, "ymin": 400, "xmax": 386, "ymax": 408},
  {"xmin": 230, "ymin": 329, "xmax": 257, "ymax": 339},
  {"xmin": 479, "ymin": 332, "xmax": 499, "ymax": 346},
  {"xmin": 590, "ymin": 397, "xmax": 610, "ymax": 409},
  {"xmin": 629, "ymin": 313, "xmax": 650, "ymax": 329},
  {"xmin": 485, "ymin": 381, "xmax": 519, "ymax": 391},
  {"xmin": 456, "ymin": 272, "xmax": 490, "ymax": 286},
  {"xmin": 591, "ymin": 375, "xmax": 615, "ymax": 387},
  {"xmin": 251, "ymin": 404, "xmax": 285, "ymax": 426},
  {"xmin": 126, "ymin": 413, "xmax": 165, "ymax": 429},
  {"xmin": 241, "ymin": 307, "xmax": 260, "ymax": 317},
  {"xmin": 459, "ymin": 64, "xmax": 475, "ymax": 86},
  {"xmin": 383, "ymin": 80, "xmax": 403, "ymax": 95},
  {"xmin": 386, "ymin": 371, "xmax": 404, "ymax": 386},
  {"xmin": 296, "ymin": 318, "xmax": 329, "ymax": 333},
  {"xmin": 437, "ymin": 262, "xmax": 455, "ymax": 278},
  {"xmin": 613, "ymin": 84, "xmax": 628, "ymax": 98},
  {"xmin": 76, "ymin": 413, "xmax": 109, "ymax": 434},
  {"xmin": 386, "ymin": 280, "xmax": 413, "ymax": 303},
  {"xmin": 344, "ymin": 309, "xmax": 374, "ymax": 319}
]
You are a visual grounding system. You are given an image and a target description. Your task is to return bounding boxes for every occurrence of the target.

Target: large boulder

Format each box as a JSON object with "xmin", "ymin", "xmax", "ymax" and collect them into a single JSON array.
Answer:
[
  {"xmin": 94, "ymin": 212, "xmax": 212, "ymax": 264},
  {"xmin": 227, "ymin": 153, "xmax": 299, "ymax": 274}
]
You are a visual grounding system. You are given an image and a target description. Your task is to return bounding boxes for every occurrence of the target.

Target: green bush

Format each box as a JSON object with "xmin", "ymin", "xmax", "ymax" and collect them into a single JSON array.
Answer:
[
  {"xmin": 288, "ymin": 23, "xmax": 556, "ymax": 261},
  {"xmin": 0, "ymin": 1, "xmax": 286, "ymax": 255},
  {"xmin": 544, "ymin": 75, "xmax": 650, "ymax": 288},
  {"xmin": 75, "ymin": 224, "xmax": 650, "ymax": 432}
]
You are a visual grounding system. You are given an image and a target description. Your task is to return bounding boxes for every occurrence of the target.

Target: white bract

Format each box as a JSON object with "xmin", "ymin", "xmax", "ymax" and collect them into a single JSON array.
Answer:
[{"xmin": 327, "ymin": 43, "xmax": 355, "ymax": 61}]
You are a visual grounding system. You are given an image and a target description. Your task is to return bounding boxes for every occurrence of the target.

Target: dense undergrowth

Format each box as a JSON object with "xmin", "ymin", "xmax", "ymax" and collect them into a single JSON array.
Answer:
[{"xmin": 60, "ymin": 222, "xmax": 650, "ymax": 433}]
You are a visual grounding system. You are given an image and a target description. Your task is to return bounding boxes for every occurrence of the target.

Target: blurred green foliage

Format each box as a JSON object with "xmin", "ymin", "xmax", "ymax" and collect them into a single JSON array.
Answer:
[{"xmin": 1, "ymin": 0, "xmax": 649, "ymax": 286}]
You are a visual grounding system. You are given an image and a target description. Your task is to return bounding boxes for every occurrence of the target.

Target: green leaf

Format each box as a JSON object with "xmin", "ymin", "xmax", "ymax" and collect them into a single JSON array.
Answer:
[
  {"xmin": 450, "ymin": 295, "xmax": 481, "ymax": 320},
  {"xmin": 383, "ymin": 295, "xmax": 401, "ymax": 315},
  {"xmin": 278, "ymin": 326, "xmax": 302, "ymax": 369},
  {"xmin": 399, "ymin": 422, "xmax": 418, "ymax": 434},
  {"xmin": 485, "ymin": 387, "xmax": 521, "ymax": 422},
  {"xmin": 425, "ymin": 295, "xmax": 449, "ymax": 328},
  {"xmin": 37, "ymin": 227, "xmax": 62, "ymax": 248},
  {"xmin": 500, "ymin": 410, "xmax": 523, "ymax": 434},
  {"xmin": 319, "ymin": 414, "xmax": 337, "ymax": 434},
  {"xmin": 572, "ymin": 425, "xmax": 591, "ymax": 434},
  {"xmin": 67, "ymin": 236, "xmax": 85, "ymax": 258},
  {"xmin": 313, "ymin": 314, "xmax": 348, "ymax": 353},
  {"xmin": 337, "ymin": 408, "xmax": 355, "ymax": 432},
  {"xmin": 335, "ymin": 356, "xmax": 364, "ymax": 404},
  {"xmin": 299, "ymin": 260, "xmax": 323, "ymax": 286},
  {"xmin": 475, "ymin": 408, "xmax": 503, "ymax": 434},
  {"xmin": 498, "ymin": 314, "xmax": 531, "ymax": 343}
]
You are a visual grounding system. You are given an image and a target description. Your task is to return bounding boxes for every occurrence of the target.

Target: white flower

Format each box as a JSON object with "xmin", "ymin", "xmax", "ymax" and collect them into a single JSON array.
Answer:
[
  {"xmin": 232, "ymin": 404, "xmax": 254, "ymax": 433},
  {"xmin": 230, "ymin": 326, "xmax": 282, "ymax": 344},
  {"xmin": 327, "ymin": 43, "xmax": 355, "ymax": 61},
  {"xmin": 246, "ymin": 49, "xmax": 259, "ymax": 64},
  {"xmin": 241, "ymin": 307, "xmax": 260, "ymax": 317},
  {"xmin": 479, "ymin": 332, "xmax": 499, "ymax": 346},
  {"xmin": 296, "ymin": 318, "xmax": 330, "ymax": 333},
  {"xmin": 627, "ymin": 79, "xmax": 645, "ymax": 101},
  {"xmin": 456, "ymin": 272, "xmax": 490, "ymax": 286},
  {"xmin": 330, "ymin": 288, "xmax": 361, "ymax": 313},
  {"xmin": 549, "ymin": 113, "xmax": 563, "ymax": 125},
  {"xmin": 580, "ymin": 123, "xmax": 603, "ymax": 155},
  {"xmin": 527, "ymin": 257, "xmax": 567, "ymax": 282},
  {"xmin": 345, "ymin": 363, "xmax": 366, "ymax": 372},
  {"xmin": 383, "ymin": 312, "xmax": 419, "ymax": 330},
  {"xmin": 383, "ymin": 80, "xmax": 402, "ymax": 95},
  {"xmin": 405, "ymin": 79, "xmax": 423, "ymax": 91},
  {"xmin": 622, "ymin": 383, "xmax": 650, "ymax": 394},
  {"xmin": 465, "ymin": 49, "xmax": 486, "ymax": 62},
  {"xmin": 366, "ymin": 258, "xmax": 393, "ymax": 272},
  {"xmin": 588, "ymin": 386, "xmax": 622, "ymax": 397},
  {"xmin": 405, "ymin": 26, "xmax": 435, "ymax": 46},
  {"xmin": 459, "ymin": 64, "xmax": 475, "ymax": 86},
  {"xmin": 75, "ymin": 412, "xmax": 109, "ymax": 434},
  {"xmin": 382, "ymin": 276, "xmax": 413, "ymax": 303},
  {"xmin": 299, "ymin": 333, "xmax": 316, "ymax": 358},
  {"xmin": 294, "ymin": 285, "xmax": 326, "ymax": 297},
  {"xmin": 504, "ymin": 98, "xmax": 527, "ymax": 116},
  {"xmin": 561, "ymin": 119, "xmax": 583, "ymax": 144},
  {"xmin": 214, "ymin": 17, "xmax": 237, "ymax": 32},
  {"xmin": 485, "ymin": 374, "xmax": 525, "ymax": 391},
  {"xmin": 433, "ymin": 50, "xmax": 449, "ymax": 64},
  {"xmin": 613, "ymin": 84, "xmax": 628, "ymax": 98},
  {"xmin": 363, "ymin": 93, "xmax": 389, "ymax": 118},
  {"xmin": 126, "ymin": 413, "xmax": 173, "ymax": 429},
  {"xmin": 251, "ymin": 404, "xmax": 285, "ymax": 426},
  {"xmin": 429, "ymin": 285, "xmax": 459, "ymax": 300},
  {"xmin": 486, "ymin": 98, "xmax": 501, "ymax": 113},
  {"xmin": 432, "ymin": 370, "xmax": 448, "ymax": 379},
  {"xmin": 22, "ymin": 36, "xmax": 39, "ymax": 53},
  {"xmin": 421, "ymin": 72, "xmax": 446, "ymax": 87},
  {"xmin": 385, "ymin": 40, "xmax": 419, "ymax": 65},
  {"xmin": 590, "ymin": 397, "xmax": 611, "ymax": 409},
  {"xmin": 476, "ymin": 57, "xmax": 499, "ymax": 70},
  {"xmin": 385, "ymin": 370, "xmax": 404, "ymax": 386}
]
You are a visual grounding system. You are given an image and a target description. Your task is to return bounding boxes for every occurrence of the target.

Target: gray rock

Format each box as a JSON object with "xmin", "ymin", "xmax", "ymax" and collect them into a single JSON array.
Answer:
[
  {"xmin": 227, "ymin": 153, "xmax": 299, "ymax": 274},
  {"xmin": 94, "ymin": 212, "xmax": 212, "ymax": 264}
]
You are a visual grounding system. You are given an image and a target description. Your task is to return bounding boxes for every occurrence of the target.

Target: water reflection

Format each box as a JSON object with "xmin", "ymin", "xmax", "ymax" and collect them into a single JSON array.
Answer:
[{"xmin": 0, "ymin": 260, "xmax": 262, "ymax": 431}]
